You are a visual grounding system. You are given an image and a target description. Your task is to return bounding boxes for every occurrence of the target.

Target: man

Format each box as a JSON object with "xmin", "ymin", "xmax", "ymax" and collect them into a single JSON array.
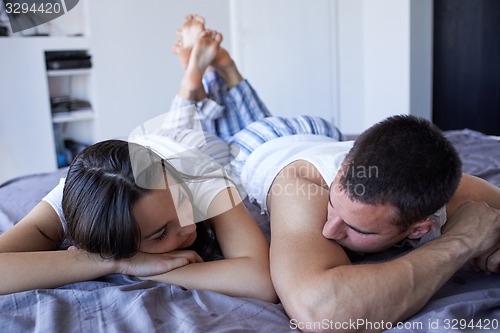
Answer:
[
  {"xmin": 248, "ymin": 117, "xmax": 500, "ymax": 332},
  {"xmin": 239, "ymin": 115, "xmax": 500, "ymax": 252}
]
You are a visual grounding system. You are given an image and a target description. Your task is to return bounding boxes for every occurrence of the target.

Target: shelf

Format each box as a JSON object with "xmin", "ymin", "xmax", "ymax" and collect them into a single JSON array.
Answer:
[
  {"xmin": 47, "ymin": 68, "xmax": 91, "ymax": 77},
  {"xmin": 52, "ymin": 109, "xmax": 94, "ymax": 123}
]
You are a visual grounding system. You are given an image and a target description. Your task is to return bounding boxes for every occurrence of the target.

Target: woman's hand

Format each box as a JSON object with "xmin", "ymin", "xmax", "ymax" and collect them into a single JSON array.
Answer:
[
  {"xmin": 117, "ymin": 250, "xmax": 203, "ymax": 277},
  {"xmin": 67, "ymin": 246, "xmax": 203, "ymax": 277}
]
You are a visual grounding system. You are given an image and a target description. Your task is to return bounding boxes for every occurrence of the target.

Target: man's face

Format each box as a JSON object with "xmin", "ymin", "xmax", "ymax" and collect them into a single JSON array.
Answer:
[{"xmin": 323, "ymin": 174, "xmax": 410, "ymax": 253}]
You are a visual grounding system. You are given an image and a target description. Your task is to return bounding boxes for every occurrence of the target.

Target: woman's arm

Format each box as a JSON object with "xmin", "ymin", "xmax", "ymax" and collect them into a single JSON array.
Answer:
[
  {"xmin": 0, "ymin": 201, "xmax": 116, "ymax": 294},
  {"xmin": 0, "ymin": 201, "xmax": 64, "ymax": 252},
  {"xmin": 142, "ymin": 187, "xmax": 278, "ymax": 303},
  {"xmin": 0, "ymin": 201, "xmax": 197, "ymax": 294}
]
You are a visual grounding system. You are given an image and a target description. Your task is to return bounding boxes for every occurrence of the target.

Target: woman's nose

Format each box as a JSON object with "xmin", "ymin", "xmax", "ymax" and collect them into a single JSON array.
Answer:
[
  {"xmin": 322, "ymin": 216, "xmax": 346, "ymax": 240},
  {"xmin": 176, "ymin": 201, "xmax": 194, "ymax": 227},
  {"xmin": 179, "ymin": 223, "xmax": 196, "ymax": 236}
]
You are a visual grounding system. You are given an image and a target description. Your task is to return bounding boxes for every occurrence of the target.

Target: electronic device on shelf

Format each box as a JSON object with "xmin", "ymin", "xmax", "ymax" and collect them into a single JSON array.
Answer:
[
  {"xmin": 45, "ymin": 50, "xmax": 92, "ymax": 70},
  {"xmin": 50, "ymin": 95, "xmax": 92, "ymax": 113}
]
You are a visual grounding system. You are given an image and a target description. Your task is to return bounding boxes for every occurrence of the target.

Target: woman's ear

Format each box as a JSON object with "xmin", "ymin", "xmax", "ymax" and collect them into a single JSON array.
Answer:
[{"xmin": 407, "ymin": 219, "xmax": 435, "ymax": 239}]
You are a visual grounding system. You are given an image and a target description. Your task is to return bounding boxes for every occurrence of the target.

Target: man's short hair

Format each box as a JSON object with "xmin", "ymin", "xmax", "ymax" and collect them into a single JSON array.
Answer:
[{"xmin": 339, "ymin": 115, "xmax": 462, "ymax": 230}]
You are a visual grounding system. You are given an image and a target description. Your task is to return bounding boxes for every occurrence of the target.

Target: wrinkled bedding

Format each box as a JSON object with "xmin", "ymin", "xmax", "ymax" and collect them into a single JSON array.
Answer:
[{"xmin": 0, "ymin": 129, "xmax": 499, "ymax": 332}]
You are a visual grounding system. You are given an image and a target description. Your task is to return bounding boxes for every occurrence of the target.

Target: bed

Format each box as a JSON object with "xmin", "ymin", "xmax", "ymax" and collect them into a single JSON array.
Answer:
[{"xmin": 0, "ymin": 129, "xmax": 499, "ymax": 333}]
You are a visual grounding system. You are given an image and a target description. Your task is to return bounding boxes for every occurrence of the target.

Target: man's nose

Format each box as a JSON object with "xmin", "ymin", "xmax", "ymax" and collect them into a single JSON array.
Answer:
[{"xmin": 322, "ymin": 216, "xmax": 346, "ymax": 240}]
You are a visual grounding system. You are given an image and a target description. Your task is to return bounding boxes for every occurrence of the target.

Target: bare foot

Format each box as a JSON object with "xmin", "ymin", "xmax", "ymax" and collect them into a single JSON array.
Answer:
[
  {"xmin": 212, "ymin": 46, "xmax": 244, "ymax": 89},
  {"xmin": 171, "ymin": 37, "xmax": 191, "ymax": 70},
  {"xmin": 171, "ymin": 14, "xmax": 205, "ymax": 70},
  {"xmin": 181, "ymin": 14, "xmax": 205, "ymax": 48},
  {"xmin": 181, "ymin": 30, "xmax": 222, "ymax": 94},
  {"xmin": 211, "ymin": 47, "xmax": 235, "ymax": 72}
]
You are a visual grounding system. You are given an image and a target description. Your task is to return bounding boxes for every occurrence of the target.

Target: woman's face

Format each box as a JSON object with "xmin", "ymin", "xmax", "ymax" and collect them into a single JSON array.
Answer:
[{"xmin": 133, "ymin": 180, "xmax": 197, "ymax": 254}]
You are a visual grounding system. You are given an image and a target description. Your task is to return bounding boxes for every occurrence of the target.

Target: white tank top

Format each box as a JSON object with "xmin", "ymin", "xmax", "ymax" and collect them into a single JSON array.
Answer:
[{"xmin": 241, "ymin": 135, "xmax": 354, "ymax": 211}]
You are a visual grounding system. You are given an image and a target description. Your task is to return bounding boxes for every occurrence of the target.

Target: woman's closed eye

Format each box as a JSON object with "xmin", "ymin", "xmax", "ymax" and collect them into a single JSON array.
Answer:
[{"xmin": 155, "ymin": 226, "xmax": 168, "ymax": 241}]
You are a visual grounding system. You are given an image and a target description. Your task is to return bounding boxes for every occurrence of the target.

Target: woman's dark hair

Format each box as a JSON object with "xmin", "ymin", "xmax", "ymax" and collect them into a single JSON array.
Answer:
[
  {"xmin": 339, "ymin": 115, "xmax": 462, "ymax": 230},
  {"xmin": 62, "ymin": 139, "xmax": 216, "ymax": 260}
]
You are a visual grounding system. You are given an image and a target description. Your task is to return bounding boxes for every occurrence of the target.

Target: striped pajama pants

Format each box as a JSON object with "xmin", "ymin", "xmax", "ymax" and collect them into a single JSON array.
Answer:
[{"xmin": 168, "ymin": 71, "xmax": 344, "ymax": 178}]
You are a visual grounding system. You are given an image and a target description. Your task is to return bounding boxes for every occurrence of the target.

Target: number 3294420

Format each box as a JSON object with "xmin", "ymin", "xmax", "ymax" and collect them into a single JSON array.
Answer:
[
  {"xmin": 5, "ymin": 2, "xmax": 62, "ymax": 14},
  {"xmin": 443, "ymin": 319, "xmax": 499, "ymax": 330}
]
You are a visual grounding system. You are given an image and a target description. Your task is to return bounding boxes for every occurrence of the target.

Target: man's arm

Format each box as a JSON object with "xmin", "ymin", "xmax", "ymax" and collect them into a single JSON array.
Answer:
[
  {"xmin": 445, "ymin": 173, "xmax": 500, "ymax": 273},
  {"xmin": 447, "ymin": 173, "xmax": 500, "ymax": 216},
  {"xmin": 269, "ymin": 168, "xmax": 500, "ymax": 333}
]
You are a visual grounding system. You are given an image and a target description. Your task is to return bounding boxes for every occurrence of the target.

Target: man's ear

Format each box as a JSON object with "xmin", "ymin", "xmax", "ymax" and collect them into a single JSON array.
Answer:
[{"xmin": 406, "ymin": 219, "xmax": 435, "ymax": 239}]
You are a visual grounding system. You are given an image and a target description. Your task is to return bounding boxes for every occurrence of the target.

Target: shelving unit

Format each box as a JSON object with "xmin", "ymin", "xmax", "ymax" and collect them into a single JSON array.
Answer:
[
  {"xmin": 52, "ymin": 109, "xmax": 94, "ymax": 123},
  {"xmin": 45, "ymin": 49, "xmax": 95, "ymax": 167},
  {"xmin": 0, "ymin": 1, "xmax": 94, "ymax": 183},
  {"xmin": 47, "ymin": 68, "xmax": 91, "ymax": 77}
]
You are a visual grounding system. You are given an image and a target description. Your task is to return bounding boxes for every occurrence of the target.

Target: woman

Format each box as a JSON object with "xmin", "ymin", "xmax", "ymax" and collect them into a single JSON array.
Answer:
[{"xmin": 0, "ymin": 135, "xmax": 276, "ymax": 301}]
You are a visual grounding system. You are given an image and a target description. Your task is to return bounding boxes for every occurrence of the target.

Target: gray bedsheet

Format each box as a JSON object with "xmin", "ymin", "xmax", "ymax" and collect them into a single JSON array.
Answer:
[{"xmin": 0, "ymin": 129, "xmax": 499, "ymax": 332}]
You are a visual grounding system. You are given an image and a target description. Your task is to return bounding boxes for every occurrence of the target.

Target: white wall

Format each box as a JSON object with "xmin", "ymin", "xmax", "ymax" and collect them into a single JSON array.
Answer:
[
  {"xmin": 336, "ymin": 0, "xmax": 365, "ymax": 133},
  {"xmin": 229, "ymin": 0, "xmax": 433, "ymax": 134},
  {"xmin": 363, "ymin": 0, "xmax": 411, "ymax": 129},
  {"xmin": 88, "ymin": 0, "xmax": 231, "ymax": 141},
  {"xmin": 88, "ymin": 0, "xmax": 433, "ymax": 137},
  {"xmin": 0, "ymin": 40, "xmax": 57, "ymax": 182},
  {"xmin": 337, "ymin": 0, "xmax": 433, "ymax": 134},
  {"xmin": 229, "ymin": 0, "xmax": 340, "ymax": 126}
]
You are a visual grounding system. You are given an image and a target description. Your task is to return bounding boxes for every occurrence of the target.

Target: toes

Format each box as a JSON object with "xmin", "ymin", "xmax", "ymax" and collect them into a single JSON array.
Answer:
[
  {"xmin": 204, "ymin": 29, "xmax": 222, "ymax": 43},
  {"xmin": 213, "ymin": 31, "xmax": 223, "ymax": 43},
  {"xmin": 171, "ymin": 38, "xmax": 184, "ymax": 53},
  {"xmin": 171, "ymin": 41, "xmax": 180, "ymax": 51},
  {"xmin": 192, "ymin": 14, "xmax": 205, "ymax": 25},
  {"xmin": 198, "ymin": 30, "xmax": 209, "ymax": 39},
  {"xmin": 185, "ymin": 13, "xmax": 205, "ymax": 26}
]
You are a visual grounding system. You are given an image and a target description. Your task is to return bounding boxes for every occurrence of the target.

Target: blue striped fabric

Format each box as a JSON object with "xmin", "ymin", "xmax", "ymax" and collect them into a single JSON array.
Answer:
[
  {"xmin": 228, "ymin": 116, "xmax": 344, "ymax": 181},
  {"xmin": 168, "ymin": 71, "xmax": 344, "ymax": 179},
  {"xmin": 202, "ymin": 70, "xmax": 226, "ymax": 107},
  {"xmin": 204, "ymin": 71, "xmax": 272, "ymax": 141},
  {"xmin": 169, "ymin": 97, "xmax": 224, "ymax": 135},
  {"xmin": 170, "ymin": 71, "xmax": 271, "ymax": 141}
]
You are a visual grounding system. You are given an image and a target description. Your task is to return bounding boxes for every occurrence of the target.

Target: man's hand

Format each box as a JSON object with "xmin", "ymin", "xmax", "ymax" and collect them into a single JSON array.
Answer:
[
  {"xmin": 472, "ymin": 246, "xmax": 500, "ymax": 274},
  {"xmin": 442, "ymin": 201, "xmax": 500, "ymax": 272}
]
